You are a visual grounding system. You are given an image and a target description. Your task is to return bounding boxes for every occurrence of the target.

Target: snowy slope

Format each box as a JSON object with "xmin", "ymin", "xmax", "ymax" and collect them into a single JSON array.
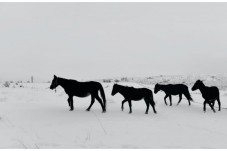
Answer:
[
  {"xmin": 106, "ymin": 74, "xmax": 227, "ymax": 90},
  {"xmin": 0, "ymin": 81, "xmax": 227, "ymax": 149}
]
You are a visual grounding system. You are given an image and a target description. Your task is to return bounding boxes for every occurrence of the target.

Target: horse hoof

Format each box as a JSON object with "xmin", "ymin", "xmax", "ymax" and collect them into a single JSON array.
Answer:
[
  {"xmin": 86, "ymin": 109, "xmax": 90, "ymax": 111},
  {"xmin": 145, "ymin": 112, "xmax": 148, "ymax": 114},
  {"xmin": 69, "ymin": 109, "xmax": 73, "ymax": 111},
  {"xmin": 102, "ymin": 110, "xmax": 106, "ymax": 113}
]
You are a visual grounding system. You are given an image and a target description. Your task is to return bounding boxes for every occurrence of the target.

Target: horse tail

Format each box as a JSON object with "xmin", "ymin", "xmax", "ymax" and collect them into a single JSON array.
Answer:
[
  {"xmin": 216, "ymin": 88, "xmax": 221, "ymax": 110},
  {"xmin": 184, "ymin": 87, "xmax": 193, "ymax": 102},
  {"xmin": 99, "ymin": 84, "xmax": 106, "ymax": 111},
  {"xmin": 150, "ymin": 91, "xmax": 155, "ymax": 106}
]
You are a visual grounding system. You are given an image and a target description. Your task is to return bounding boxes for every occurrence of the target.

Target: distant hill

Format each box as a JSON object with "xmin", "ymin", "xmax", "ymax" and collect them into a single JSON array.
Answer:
[{"xmin": 100, "ymin": 74, "xmax": 227, "ymax": 90}]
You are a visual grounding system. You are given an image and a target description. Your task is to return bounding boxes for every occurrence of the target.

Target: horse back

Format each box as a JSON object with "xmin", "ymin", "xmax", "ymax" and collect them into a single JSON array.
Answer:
[
  {"xmin": 122, "ymin": 87, "xmax": 153, "ymax": 100},
  {"xmin": 162, "ymin": 84, "xmax": 189, "ymax": 95},
  {"xmin": 66, "ymin": 80, "xmax": 102, "ymax": 97},
  {"xmin": 77, "ymin": 81, "xmax": 102, "ymax": 91}
]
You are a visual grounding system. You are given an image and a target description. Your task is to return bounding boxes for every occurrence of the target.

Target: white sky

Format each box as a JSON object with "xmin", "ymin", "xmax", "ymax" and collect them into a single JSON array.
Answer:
[{"xmin": 0, "ymin": 3, "xmax": 227, "ymax": 82}]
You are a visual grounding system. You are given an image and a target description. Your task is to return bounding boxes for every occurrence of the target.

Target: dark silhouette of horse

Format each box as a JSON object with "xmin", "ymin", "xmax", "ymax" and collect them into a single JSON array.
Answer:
[
  {"xmin": 111, "ymin": 84, "xmax": 156, "ymax": 114},
  {"xmin": 50, "ymin": 75, "xmax": 106, "ymax": 112},
  {"xmin": 154, "ymin": 83, "xmax": 193, "ymax": 106},
  {"xmin": 192, "ymin": 80, "xmax": 221, "ymax": 112}
]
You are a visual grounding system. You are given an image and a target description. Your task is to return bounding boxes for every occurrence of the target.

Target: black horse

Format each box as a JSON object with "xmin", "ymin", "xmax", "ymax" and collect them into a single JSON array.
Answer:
[
  {"xmin": 50, "ymin": 75, "xmax": 106, "ymax": 112},
  {"xmin": 154, "ymin": 83, "xmax": 193, "ymax": 106},
  {"xmin": 192, "ymin": 80, "xmax": 221, "ymax": 112},
  {"xmin": 111, "ymin": 84, "xmax": 156, "ymax": 114}
]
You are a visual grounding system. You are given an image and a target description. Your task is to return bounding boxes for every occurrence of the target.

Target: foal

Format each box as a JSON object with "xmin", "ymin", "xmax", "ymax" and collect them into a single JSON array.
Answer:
[
  {"xmin": 111, "ymin": 84, "xmax": 157, "ymax": 114},
  {"xmin": 154, "ymin": 83, "xmax": 193, "ymax": 106},
  {"xmin": 192, "ymin": 80, "xmax": 221, "ymax": 112}
]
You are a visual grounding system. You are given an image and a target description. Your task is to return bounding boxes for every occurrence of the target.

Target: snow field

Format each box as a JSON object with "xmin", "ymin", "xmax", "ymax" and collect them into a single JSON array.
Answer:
[{"xmin": 0, "ymin": 82, "xmax": 227, "ymax": 148}]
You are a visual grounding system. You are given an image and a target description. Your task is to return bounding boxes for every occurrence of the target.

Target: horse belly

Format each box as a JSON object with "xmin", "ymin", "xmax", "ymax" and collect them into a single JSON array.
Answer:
[
  {"xmin": 130, "ymin": 96, "xmax": 143, "ymax": 101},
  {"xmin": 172, "ymin": 93, "xmax": 180, "ymax": 95},
  {"xmin": 75, "ymin": 92, "xmax": 91, "ymax": 98},
  {"xmin": 167, "ymin": 91, "xmax": 179, "ymax": 95}
]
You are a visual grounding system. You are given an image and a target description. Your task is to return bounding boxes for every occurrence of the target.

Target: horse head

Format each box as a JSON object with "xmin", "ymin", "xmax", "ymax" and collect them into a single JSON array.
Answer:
[
  {"xmin": 191, "ymin": 80, "xmax": 203, "ymax": 91},
  {"xmin": 111, "ymin": 84, "xmax": 118, "ymax": 96},
  {"xmin": 50, "ymin": 75, "xmax": 59, "ymax": 90},
  {"xmin": 154, "ymin": 83, "xmax": 160, "ymax": 94}
]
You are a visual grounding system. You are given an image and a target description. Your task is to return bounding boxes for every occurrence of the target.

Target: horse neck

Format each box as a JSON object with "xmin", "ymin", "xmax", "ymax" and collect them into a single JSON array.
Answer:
[
  {"xmin": 116, "ymin": 85, "xmax": 126, "ymax": 95},
  {"xmin": 57, "ymin": 77, "xmax": 70, "ymax": 89},
  {"xmin": 158, "ymin": 84, "xmax": 166, "ymax": 91},
  {"xmin": 197, "ymin": 83, "xmax": 207, "ymax": 94}
]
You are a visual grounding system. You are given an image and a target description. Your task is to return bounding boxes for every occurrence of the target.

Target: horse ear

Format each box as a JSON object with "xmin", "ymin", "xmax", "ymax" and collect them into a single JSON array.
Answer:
[{"xmin": 54, "ymin": 75, "xmax": 57, "ymax": 78}]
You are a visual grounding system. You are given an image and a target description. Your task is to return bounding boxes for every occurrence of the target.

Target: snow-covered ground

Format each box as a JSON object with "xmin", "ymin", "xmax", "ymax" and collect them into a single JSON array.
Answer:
[{"xmin": 0, "ymin": 80, "xmax": 227, "ymax": 149}]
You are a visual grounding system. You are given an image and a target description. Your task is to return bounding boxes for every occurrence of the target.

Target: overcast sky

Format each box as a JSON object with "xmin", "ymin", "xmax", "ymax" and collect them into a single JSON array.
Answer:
[{"xmin": 0, "ymin": 3, "xmax": 227, "ymax": 82}]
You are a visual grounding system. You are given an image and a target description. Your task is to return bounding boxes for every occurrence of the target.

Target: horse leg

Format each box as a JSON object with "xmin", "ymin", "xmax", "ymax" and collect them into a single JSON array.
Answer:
[
  {"xmin": 211, "ymin": 100, "xmax": 215, "ymax": 107},
  {"xmin": 177, "ymin": 94, "xmax": 182, "ymax": 105},
  {"xmin": 217, "ymin": 97, "xmax": 221, "ymax": 111},
  {"xmin": 151, "ymin": 104, "xmax": 157, "ymax": 114},
  {"xmin": 164, "ymin": 95, "xmax": 168, "ymax": 105},
  {"xmin": 128, "ymin": 100, "xmax": 132, "ymax": 114},
  {"xmin": 169, "ymin": 95, "xmax": 172, "ymax": 106},
  {"xmin": 149, "ymin": 98, "xmax": 157, "ymax": 114},
  {"xmin": 86, "ymin": 95, "xmax": 95, "ymax": 111},
  {"xmin": 67, "ymin": 97, "xmax": 71, "ymax": 107},
  {"xmin": 188, "ymin": 95, "xmax": 191, "ymax": 106},
  {"xmin": 144, "ymin": 99, "xmax": 150, "ymax": 114},
  {"xmin": 69, "ymin": 96, "xmax": 74, "ymax": 111},
  {"xmin": 208, "ymin": 101, "xmax": 216, "ymax": 113},
  {"xmin": 95, "ymin": 95, "xmax": 105, "ymax": 113},
  {"xmin": 203, "ymin": 101, "xmax": 207, "ymax": 112},
  {"xmin": 121, "ymin": 99, "xmax": 127, "ymax": 111}
]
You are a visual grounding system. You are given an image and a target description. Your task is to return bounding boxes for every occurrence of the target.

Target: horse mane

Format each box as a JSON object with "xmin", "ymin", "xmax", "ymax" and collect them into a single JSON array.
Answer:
[
  {"xmin": 198, "ymin": 80, "xmax": 206, "ymax": 87},
  {"xmin": 120, "ymin": 84, "xmax": 134, "ymax": 88},
  {"xmin": 114, "ymin": 84, "xmax": 135, "ymax": 90},
  {"xmin": 58, "ymin": 77, "xmax": 78, "ymax": 82},
  {"xmin": 156, "ymin": 83, "xmax": 168, "ymax": 86}
]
